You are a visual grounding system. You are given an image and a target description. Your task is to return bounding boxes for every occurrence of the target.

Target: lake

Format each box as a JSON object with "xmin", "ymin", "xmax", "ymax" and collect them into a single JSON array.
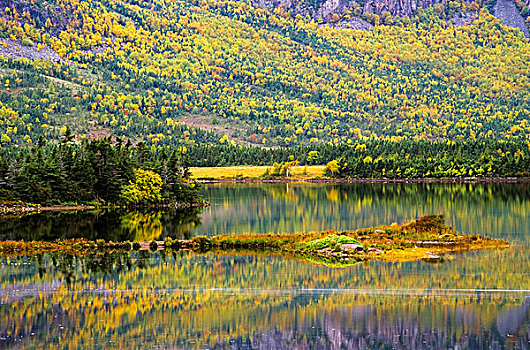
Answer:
[{"xmin": 1, "ymin": 182, "xmax": 529, "ymax": 349}]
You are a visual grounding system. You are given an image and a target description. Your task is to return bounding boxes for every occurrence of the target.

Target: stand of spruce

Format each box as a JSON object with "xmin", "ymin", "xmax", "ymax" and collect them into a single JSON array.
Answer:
[{"xmin": 0, "ymin": 129, "xmax": 201, "ymax": 206}]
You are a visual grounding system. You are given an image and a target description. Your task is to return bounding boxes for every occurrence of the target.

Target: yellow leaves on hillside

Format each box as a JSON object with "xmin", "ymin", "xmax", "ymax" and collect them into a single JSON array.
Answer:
[{"xmin": 1, "ymin": 0, "xmax": 530, "ymax": 147}]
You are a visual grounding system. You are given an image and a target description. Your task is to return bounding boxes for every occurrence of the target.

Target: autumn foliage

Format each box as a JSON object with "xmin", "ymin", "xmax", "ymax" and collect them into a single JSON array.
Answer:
[{"xmin": 0, "ymin": 0, "xmax": 529, "ymax": 148}]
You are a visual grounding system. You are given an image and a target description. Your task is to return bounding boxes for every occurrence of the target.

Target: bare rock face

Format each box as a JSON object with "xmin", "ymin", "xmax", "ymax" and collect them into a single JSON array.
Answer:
[
  {"xmin": 362, "ymin": 0, "xmax": 463, "ymax": 17},
  {"xmin": 494, "ymin": 0, "xmax": 530, "ymax": 37},
  {"xmin": 0, "ymin": 0, "xmax": 71, "ymax": 34},
  {"xmin": 253, "ymin": 0, "xmax": 449, "ymax": 20},
  {"xmin": 0, "ymin": 39, "xmax": 64, "ymax": 62},
  {"xmin": 317, "ymin": 0, "xmax": 350, "ymax": 20},
  {"xmin": 253, "ymin": 0, "xmax": 529, "ymax": 39},
  {"xmin": 336, "ymin": 16, "xmax": 374, "ymax": 30},
  {"xmin": 363, "ymin": 0, "xmax": 423, "ymax": 16},
  {"xmin": 340, "ymin": 243, "xmax": 363, "ymax": 251}
]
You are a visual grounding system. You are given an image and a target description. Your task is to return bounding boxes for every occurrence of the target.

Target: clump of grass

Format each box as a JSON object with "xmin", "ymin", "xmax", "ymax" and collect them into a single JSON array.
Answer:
[{"xmin": 298, "ymin": 235, "xmax": 362, "ymax": 252}]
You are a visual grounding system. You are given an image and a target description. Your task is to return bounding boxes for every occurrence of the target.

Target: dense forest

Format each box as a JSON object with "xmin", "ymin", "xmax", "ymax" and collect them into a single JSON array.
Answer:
[
  {"xmin": 0, "ymin": 137, "xmax": 528, "ymax": 205},
  {"xmin": 0, "ymin": 131, "xmax": 201, "ymax": 205},
  {"xmin": 183, "ymin": 139, "xmax": 530, "ymax": 178},
  {"xmin": 0, "ymin": 0, "xmax": 530, "ymax": 148},
  {"xmin": 0, "ymin": 0, "xmax": 529, "ymax": 198}
]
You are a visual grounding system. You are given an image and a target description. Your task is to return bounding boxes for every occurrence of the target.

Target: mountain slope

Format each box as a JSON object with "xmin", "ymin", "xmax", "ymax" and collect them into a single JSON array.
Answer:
[{"xmin": 1, "ymin": 0, "xmax": 530, "ymax": 148}]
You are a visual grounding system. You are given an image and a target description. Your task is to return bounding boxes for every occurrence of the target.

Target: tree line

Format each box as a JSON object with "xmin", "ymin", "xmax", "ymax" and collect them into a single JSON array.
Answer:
[
  {"xmin": 185, "ymin": 139, "xmax": 530, "ymax": 178},
  {"xmin": 1, "ymin": 137, "xmax": 528, "ymax": 205},
  {"xmin": 0, "ymin": 131, "xmax": 201, "ymax": 205}
]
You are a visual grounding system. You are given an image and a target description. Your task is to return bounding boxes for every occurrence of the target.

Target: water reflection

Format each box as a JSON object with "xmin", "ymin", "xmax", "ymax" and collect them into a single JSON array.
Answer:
[
  {"xmin": 0, "ymin": 252, "xmax": 529, "ymax": 349},
  {"xmin": 200, "ymin": 182, "xmax": 530, "ymax": 239},
  {"xmin": 0, "ymin": 207, "xmax": 202, "ymax": 241},
  {"xmin": 1, "ymin": 182, "xmax": 529, "ymax": 242},
  {"xmin": 1, "ymin": 182, "xmax": 529, "ymax": 349}
]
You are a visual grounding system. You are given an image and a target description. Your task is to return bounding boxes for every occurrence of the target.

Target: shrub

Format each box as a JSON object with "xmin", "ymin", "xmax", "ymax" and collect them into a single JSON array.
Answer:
[
  {"xmin": 21, "ymin": 38, "xmax": 34, "ymax": 47},
  {"xmin": 149, "ymin": 240, "xmax": 158, "ymax": 251}
]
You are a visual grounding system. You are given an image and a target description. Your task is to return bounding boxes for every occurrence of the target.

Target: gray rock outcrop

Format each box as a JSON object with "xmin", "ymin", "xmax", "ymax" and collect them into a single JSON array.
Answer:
[{"xmin": 494, "ymin": 0, "xmax": 530, "ymax": 37}]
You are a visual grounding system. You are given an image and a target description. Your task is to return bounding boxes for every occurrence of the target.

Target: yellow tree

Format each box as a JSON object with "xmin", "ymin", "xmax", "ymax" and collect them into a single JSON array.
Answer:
[{"xmin": 120, "ymin": 168, "xmax": 162, "ymax": 205}]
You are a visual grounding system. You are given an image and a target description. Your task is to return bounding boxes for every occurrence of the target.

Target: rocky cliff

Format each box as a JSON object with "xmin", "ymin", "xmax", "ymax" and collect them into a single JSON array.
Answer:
[
  {"xmin": 494, "ymin": 0, "xmax": 530, "ymax": 37},
  {"xmin": 253, "ymin": 0, "xmax": 529, "ymax": 37},
  {"xmin": 254, "ymin": 0, "xmax": 465, "ymax": 21}
]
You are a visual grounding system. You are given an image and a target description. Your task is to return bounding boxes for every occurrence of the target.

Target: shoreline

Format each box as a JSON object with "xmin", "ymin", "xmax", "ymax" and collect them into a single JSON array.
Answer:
[
  {"xmin": 196, "ymin": 177, "xmax": 530, "ymax": 184},
  {"xmin": 0, "ymin": 202, "xmax": 209, "ymax": 214}
]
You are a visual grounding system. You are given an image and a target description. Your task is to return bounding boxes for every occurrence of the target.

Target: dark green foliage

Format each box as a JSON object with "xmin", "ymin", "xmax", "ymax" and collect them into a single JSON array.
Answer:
[
  {"xmin": 184, "ymin": 139, "xmax": 530, "ymax": 178},
  {"xmin": 0, "ymin": 137, "xmax": 202, "ymax": 205},
  {"xmin": 405, "ymin": 214, "xmax": 447, "ymax": 233},
  {"xmin": 149, "ymin": 240, "xmax": 159, "ymax": 252}
]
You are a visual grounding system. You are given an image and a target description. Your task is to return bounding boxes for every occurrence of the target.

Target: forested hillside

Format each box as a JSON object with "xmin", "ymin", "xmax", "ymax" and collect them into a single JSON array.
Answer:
[{"xmin": 1, "ymin": 0, "xmax": 530, "ymax": 148}]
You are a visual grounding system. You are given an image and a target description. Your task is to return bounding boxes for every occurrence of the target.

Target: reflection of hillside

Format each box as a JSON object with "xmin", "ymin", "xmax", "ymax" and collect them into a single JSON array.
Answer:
[
  {"xmin": 209, "ymin": 300, "xmax": 530, "ymax": 349},
  {"xmin": 496, "ymin": 297, "xmax": 530, "ymax": 338},
  {"xmin": 1, "ymin": 250, "xmax": 529, "ymax": 348},
  {"xmin": 1, "ymin": 183, "xmax": 528, "ymax": 241},
  {"xmin": 3, "ymin": 249, "xmax": 529, "ymax": 301},
  {"xmin": 0, "ymin": 252, "xmax": 530, "ymax": 340},
  {"xmin": 1, "ymin": 282, "xmax": 528, "ymax": 349},
  {"xmin": 199, "ymin": 183, "xmax": 530, "ymax": 240}
]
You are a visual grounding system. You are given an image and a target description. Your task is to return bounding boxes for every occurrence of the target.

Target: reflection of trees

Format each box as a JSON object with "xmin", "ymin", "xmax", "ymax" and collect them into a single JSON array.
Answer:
[
  {"xmin": 157, "ymin": 207, "xmax": 203, "ymax": 240},
  {"xmin": 496, "ymin": 297, "xmax": 530, "ymax": 338},
  {"xmin": 209, "ymin": 300, "xmax": 530, "ymax": 349},
  {"xmin": 1, "ymin": 250, "xmax": 529, "ymax": 348},
  {"xmin": 1, "ymin": 284, "xmax": 528, "ymax": 349},
  {"xmin": 0, "ymin": 210, "xmax": 126, "ymax": 241},
  {"xmin": 120, "ymin": 212, "xmax": 163, "ymax": 241},
  {"xmin": 0, "ymin": 208, "xmax": 203, "ymax": 241},
  {"xmin": 1, "ymin": 182, "xmax": 528, "ymax": 242},
  {"xmin": 39, "ymin": 252, "xmax": 137, "ymax": 287},
  {"xmin": 200, "ymin": 182, "xmax": 530, "ymax": 240}
]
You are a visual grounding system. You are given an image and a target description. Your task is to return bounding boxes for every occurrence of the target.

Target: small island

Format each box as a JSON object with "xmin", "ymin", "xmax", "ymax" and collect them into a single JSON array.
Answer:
[{"xmin": 0, "ymin": 215, "xmax": 509, "ymax": 266}]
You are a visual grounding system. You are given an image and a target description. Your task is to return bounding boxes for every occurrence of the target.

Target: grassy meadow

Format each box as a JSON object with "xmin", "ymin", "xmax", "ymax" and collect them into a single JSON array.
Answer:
[{"xmin": 189, "ymin": 166, "xmax": 327, "ymax": 180}]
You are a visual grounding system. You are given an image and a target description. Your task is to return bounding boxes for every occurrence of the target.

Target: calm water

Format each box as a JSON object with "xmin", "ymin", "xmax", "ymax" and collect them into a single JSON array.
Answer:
[{"xmin": 1, "ymin": 182, "xmax": 529, "ymax": 349}]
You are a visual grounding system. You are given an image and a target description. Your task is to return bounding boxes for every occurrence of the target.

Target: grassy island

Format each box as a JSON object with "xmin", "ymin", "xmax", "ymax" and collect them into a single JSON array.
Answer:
[{"xmin": 0, "ymin": 215, "xmax": 508, "ymax": 266}]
